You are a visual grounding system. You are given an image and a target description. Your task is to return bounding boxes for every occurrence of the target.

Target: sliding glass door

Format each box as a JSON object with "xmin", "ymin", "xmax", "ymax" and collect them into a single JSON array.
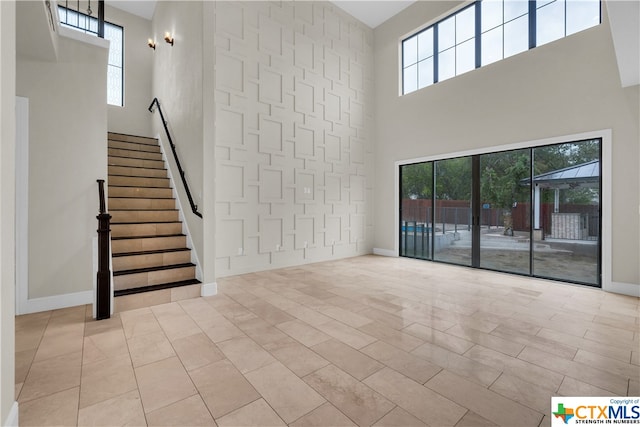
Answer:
[
  {"xmin": 479, "ymin": 149, "xmax": 531, "ymax": 275},
  {"xmin": 433, "ymin": 157, "xmax": 472, "ymax": 266},
  {"xmin": 399, "ymin": 138, "xmax": 601, "ymax": 287},
  {"xmin": 400, "ymin": 162, "xmax": 433, "ymax": 259},
  {"xmin": 532, "ymin": 141, "xmax": 601, "ymax": 284}
]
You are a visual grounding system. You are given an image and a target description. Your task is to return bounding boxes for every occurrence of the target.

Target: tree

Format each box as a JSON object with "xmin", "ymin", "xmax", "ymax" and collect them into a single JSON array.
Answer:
[
  {"xmin": 434, "ymin": 157, "xmax": 471, "ymax": 200},
  {"xmin": 401, "ymin": 162, "xmax": 432, "ymax": 199},
  {"xmin": 400, "ymin": 140, "xmax": 600, "ymax": 207},
  {"xmin": 480, "ymin": 150, "xmax": 530, "ymax": 208}
]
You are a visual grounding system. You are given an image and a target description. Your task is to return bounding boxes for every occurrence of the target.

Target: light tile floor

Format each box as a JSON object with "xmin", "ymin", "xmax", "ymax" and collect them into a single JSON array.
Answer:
[{"xmin": 15, "ymin": 255, "xmax": 640, "ymax": 426}]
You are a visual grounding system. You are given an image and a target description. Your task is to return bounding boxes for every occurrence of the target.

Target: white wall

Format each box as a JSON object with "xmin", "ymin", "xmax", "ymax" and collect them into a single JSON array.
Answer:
[
  {"xmin": 106, "ymin": 5, "xmax": 153, "ymax": 137},
  {"xmin": 374, "ymin": 1, "xmax": 639, "ymax": 286},
  {"xmin": 212, "ymin": 1, "xmax": 375, "ymax": 276},
  {"xmin": 151, "ymin": 1, "xmax": 204, "ymax": 264},
  {"xmin": 17, "ymin": 33, "xmax": 109, "ymax": 300},
  {"xmin": 0, "ymin": 1, "xmax": 17, "ymax": 424}
]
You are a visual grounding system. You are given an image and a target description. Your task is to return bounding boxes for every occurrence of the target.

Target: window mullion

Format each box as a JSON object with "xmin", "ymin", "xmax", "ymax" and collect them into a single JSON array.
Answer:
[
  {"xmin": 475, "ymin": 0, "xmax": 481, "ymax": 69},
  {"xmin": 401, "ymin": 0, "xmax": 600, "ymax": 95},
  {"xmin": 529, "ymin": 0, "xmax": 537, "ymax": 49},
  {"xmin": 434, "ymin": 25, "xmax": 439, "ymax": 83}
]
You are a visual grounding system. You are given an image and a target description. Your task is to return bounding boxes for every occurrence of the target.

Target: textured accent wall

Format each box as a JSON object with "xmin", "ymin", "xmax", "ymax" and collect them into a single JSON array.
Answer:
[{"xmin": 213, "ymin": 1, "xmax": 375, "ymax": 276}]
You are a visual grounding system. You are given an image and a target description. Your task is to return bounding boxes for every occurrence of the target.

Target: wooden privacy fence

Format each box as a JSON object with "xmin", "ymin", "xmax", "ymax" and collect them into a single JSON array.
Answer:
[{"xmin": 401, "ymin": 199, "xmax": 598, "ymax": 236}]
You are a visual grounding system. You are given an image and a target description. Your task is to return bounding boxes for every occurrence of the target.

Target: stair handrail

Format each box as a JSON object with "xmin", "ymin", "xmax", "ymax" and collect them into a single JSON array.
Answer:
[
  {"xmin": 96, "ymin": 179, "xmax": 111, "ymax": 320},
  {"xmin": 149, "ymin": 98, "xmax": 203, "ymax": 218}
]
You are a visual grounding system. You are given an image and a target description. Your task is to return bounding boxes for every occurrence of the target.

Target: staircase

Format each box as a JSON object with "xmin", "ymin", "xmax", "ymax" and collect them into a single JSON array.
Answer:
[{"xmin": 107, "ymin": 132, "xmax": 200, "ymax": 296}]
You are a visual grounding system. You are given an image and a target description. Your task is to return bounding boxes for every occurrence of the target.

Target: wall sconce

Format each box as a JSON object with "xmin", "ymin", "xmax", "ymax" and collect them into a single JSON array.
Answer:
[
  {"xmin": 164, "ymin": 32, "xmax": 174, "ymax": 46},
  {"xmin": 147, "ymin": 39, "xmax": 156, "ymax": 50}
]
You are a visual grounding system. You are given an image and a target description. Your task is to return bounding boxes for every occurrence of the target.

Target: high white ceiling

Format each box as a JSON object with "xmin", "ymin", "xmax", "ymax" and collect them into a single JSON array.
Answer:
[
  {"xmin": 106, "ymin": 0, "xmax": 415, "ymax": 28},
  {"xmin": 107, "ymin": 0, "xmax": 156, "ymax": 20},
  {"xmin": 331, "ymin": 1, "xmax": 415, "ymax": 28}
]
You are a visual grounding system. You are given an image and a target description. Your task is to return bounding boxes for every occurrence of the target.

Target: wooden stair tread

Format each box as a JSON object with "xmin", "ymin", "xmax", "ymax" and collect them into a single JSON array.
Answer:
[
  {"xmin": 108, "ymin": 140, "xmax": 159, "ymax": 148},
  {"xmin": 109, "ymin": 197, "xmax": 174, "ymax": 200},
  {"xmin": 108, "ymin": 132, "xmax": 158, "ymax": 144},
  {"xmin": 111, "ymin": 220, "xmax": 182, "ymax": 224},
  {"xmin": 114, "ymin": 262, "xmax": 195, "ymax": 276},
  {"xmin": 109, "ymin": 196, "xmax": 175, "ymax": 200},
  {"xmin": 107, "ymin": 147, "xmax": 161, "ymax": 155},
  {"xmin": 109, "ymin": 209, "xmax": 178, "ymax": 212},
  {"xmin": 108, "ymin": 142, "xmax": 158, "ymax": 148},
  {"xmin": 109, "ymin": 174, "xmax": 168, "ymax": 179},
  {"xmin": 108, "ymin": 154, "xmax": 162, "ymax": 161},
  {"xmin": 108, "ymin": 185, "xmax": 173, "ymax": 189},
  {"xmin": 111, "ymin": 233, "xmax": 185, "ymax": 241},
  {"xmin": 112, "ymin": 248, "xmax": 192, "ymax": 257},
  {"xmin": 108, "ymin": 164, "xmax": 166, "ymax": 171},
  {"xmin": 114, "ymin": 279, "xmax": 201, "ymax": 297},
  {"xmin": 107, "ymin": 152, "xmax": 163, "ymax": 161}
]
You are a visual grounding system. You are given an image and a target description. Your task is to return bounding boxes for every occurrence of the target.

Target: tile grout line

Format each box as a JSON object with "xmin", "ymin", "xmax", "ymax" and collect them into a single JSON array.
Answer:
[
  {"xmin": 15, "ymin": 310, "xmax": 53, "ymax": 403},
  {"xmin": 16, "ymin": 257, "xmax": 640, "ymax": 426},
  {"xmin": 149, "ymin": 302, "xmax": 215, "ymax": 423},
  {"xmin": 76, "ymin": 307, "xmax": 88, "ymax": 426},
  {"xmin": 120, "ymin": 311, "xmax": 149, "ymax": 426}
]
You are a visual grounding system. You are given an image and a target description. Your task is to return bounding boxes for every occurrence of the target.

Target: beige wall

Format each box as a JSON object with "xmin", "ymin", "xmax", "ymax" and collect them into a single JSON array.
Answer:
[
  {"xmin": 151, "ymin": 1, "xmax": 376, "ymax": 279},
  {"xmin": 106, "ymin": 5, "xmax": 153, "ymax": 137},
  {"xmin": 0, "ymin": 1, "xmax": 16, "ymax": 423},
  {"xmin": 212, "ymin": 1, "xmax": 375, "ymax": 276},
  {"xmin": 151, "ymin": 1, "xmax": 204, "ymax": 265},
  {"xmin": 202, "ymin": 1, "xmax": 216, "ymax": 284},
  {"xmin": 374, "ymin": 1, "xmax": 639, "ymax": 286},
  {"xmin": 17, "ymin": 34, "xmax": 108, "ymax": 299}
]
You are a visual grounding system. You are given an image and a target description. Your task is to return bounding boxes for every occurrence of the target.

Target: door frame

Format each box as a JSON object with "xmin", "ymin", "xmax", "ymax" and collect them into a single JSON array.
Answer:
[{"xmin": 394, "ymin": 129, "xmax": 614, "ymax": 290}]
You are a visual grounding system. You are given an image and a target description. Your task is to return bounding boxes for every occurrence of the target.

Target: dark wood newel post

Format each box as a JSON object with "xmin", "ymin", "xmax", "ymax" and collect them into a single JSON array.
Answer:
[{"xmin": 96, "ymin": 179, "xmax": 111, "ymax": 320}]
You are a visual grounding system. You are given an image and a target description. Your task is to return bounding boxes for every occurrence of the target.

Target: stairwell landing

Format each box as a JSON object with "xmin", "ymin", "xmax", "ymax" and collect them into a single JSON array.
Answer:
[{"xmin": 107, "ymin": 132, "xmax": 200, "ymax": 309}]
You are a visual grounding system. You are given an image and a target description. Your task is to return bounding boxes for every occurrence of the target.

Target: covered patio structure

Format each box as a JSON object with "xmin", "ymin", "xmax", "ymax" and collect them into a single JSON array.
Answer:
[{"xmin": 521, "ymin": 160, "xmax": 600, "ymax": 240}]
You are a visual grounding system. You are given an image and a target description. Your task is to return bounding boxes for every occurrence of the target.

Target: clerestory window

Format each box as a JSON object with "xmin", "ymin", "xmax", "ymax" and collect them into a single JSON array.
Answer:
[
  {"xmin": 58, "ymin": 6, "xmax": 124, "ymax": 106},
  {"xmin": 402, "ymin": 0, "xmax": 600, "ymax": 95}
]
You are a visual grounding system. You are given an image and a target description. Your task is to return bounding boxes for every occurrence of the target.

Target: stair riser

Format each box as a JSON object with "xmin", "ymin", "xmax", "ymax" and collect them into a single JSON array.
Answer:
[
  {"xmin": 109, "ymin": 175, "xmax": 170, "ymax": 188},
  {"xmin": 110, "ymin": 210, "xmax": 179, "ymax": 222},
  {"xmin": 109, "ymin": 198, "xmax": 176, "ymax": 210},
  {"xmin": 108, "ymin": 140, "xmax": 161, "ymax": 153},
  {"xmin": 108, "ymin": 148, "xmax": 163, "ymax": 161},
  {"xmin": 108, "ymin": 166, "xmax": 167, "ymax": 178},
  {"xmin": 108, "ymin": 187, "xmax": 173, "ymax": 198},
  {"xmin": 113, "ymin": 251, "xmax": 192, "ymax": 271},
  {"xmin": 113, "ymin": 283, "xmax": 201, "ymax": 312},
  {"xmin": 113, "ymin": 266, "xmax": 196, "ymax": 290},
  {"xmin": 112, "ymin": 236, "xmax": 187, "ymax": 254},
  {"xmin": 108, "ymin": 133, "xmax": 159, "ymax": 145},
  {"xmin": 111, "ymin": 222, "xmax": 182, "ymax": 238},
  {"xmin": 108, "ymin": 156, "xmax": 165, "ymax": 169},
  {"xmin": 107, "ymin": 132, "xmax": 199, "ymax": 295}
]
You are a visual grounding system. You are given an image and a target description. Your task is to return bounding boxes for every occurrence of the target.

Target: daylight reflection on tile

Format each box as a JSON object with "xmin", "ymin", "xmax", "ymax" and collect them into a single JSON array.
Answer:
[{"xmin": 15, "ymin": 256, "xmax": 640, "ymax": 426}]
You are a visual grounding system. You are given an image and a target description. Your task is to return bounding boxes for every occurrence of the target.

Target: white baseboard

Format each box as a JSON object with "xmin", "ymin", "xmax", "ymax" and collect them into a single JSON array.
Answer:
[
  {"xmin": 373, "ymin": 248, "xmax": 396, "ymax": 257},
  {"xmin": 3, "ymin": 401, "xmax": 18, "ymax": 427},
  {"xmin": 201, "ymin": 282, "xmax": 218, "ymax": 297},
  {"xmin": 17, "ymin": 290, "xmax": 93, "ymax": 315},
  {"xmin": 604, "ymin": 280, "xmax": 640, "ymax": 297}
]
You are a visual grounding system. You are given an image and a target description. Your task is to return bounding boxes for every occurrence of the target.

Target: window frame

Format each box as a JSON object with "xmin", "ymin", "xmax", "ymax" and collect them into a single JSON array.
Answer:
[
  {"xmin": 58, "ymin": 5, "xmax": 125, "ymax": 107},
  {"xmin": 401, "ymin": 0, "xmax": 601, "ymax": 95},
  {"xmin": 398, "ymin": 137, "xmax": 603, "ymax": 287}
]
